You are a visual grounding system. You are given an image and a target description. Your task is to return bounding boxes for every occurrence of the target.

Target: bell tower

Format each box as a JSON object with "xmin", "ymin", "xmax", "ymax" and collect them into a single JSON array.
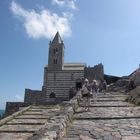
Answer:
[{"xmin": 48, "ymin": 32, "xmax": 64, "ymax": 71}]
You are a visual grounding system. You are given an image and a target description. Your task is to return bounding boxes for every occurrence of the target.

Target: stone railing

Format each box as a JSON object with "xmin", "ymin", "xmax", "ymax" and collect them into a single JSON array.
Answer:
[{"xmin": 27, "ymin": 90, "xmax": 82, "ymax": 140}]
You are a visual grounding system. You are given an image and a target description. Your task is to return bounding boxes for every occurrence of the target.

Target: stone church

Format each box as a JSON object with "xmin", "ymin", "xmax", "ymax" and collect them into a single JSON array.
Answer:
[{"xmin": 5, "ymin": 32, "xmax": 104, "ymax": 115}]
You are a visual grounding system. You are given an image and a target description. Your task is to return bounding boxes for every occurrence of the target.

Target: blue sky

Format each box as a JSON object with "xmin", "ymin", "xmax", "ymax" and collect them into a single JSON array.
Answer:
[{"xmin": 0, "ymin": 0, "xmax": 140, "ymax": 109}]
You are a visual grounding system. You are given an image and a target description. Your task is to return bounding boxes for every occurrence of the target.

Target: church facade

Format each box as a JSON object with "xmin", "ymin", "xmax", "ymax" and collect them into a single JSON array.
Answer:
[{"xmin": 5, "ymin": 32, "xmax": 104, "ymax": 115}]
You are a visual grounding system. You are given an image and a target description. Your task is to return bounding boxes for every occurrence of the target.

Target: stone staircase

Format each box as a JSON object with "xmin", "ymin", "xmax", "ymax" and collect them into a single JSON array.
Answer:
[
  {"xmin": 1, "ymin": 92, "xmax": 140, "ymax": 140},
  {"xmin": 0, "ymin": 105, "xmax": 62, "ymax": 140},
  {"xmin": 63, "ymin": 92, "xmax": 140, "ymax": 140}
]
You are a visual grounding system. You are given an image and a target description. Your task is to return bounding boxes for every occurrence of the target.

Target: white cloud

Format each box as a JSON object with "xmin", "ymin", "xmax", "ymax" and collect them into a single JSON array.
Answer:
[
  {"xmin": 52, "ymin": 0, "xmax": 77, "ymax": 10},
  {"xmin": 10, "ymin": 1, "xmax": 72, "ymax": 39}
]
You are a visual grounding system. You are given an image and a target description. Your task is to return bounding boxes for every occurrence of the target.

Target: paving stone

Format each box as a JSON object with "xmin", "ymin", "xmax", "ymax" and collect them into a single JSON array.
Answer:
[
  {"xmin": 120, "ymin": 130, "xmax": 134, "ymax": 136},
  {"xmin": 122, "ymin": 136, "xmax": 140, "ymax": 140},
  {"xmin": 89, "ymin": 130, "xmax": 102, "ymax": 139},
  {"xmin": 63, "ymin": 138, "xmax": 80, "ymax": 140},
  {"xmin": 79, "ymin": 135, "xmax": 96, "ymax": 140},
  {"xmin": 103, "ymin": 134, "xmax": 120, "ymax": 140},
  {"xmin": 111, "ymin": 132, "xmax": 121, "ymax": 138}
]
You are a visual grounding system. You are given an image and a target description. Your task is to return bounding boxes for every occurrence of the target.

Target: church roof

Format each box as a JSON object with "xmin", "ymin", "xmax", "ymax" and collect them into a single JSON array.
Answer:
[
  {"xmin": 52, "ymin": 32, "xmax": 63, "ymax": 44},
  {"xmin": 63, "ymin": 63, "xmax": 86, "ymax": 70}
]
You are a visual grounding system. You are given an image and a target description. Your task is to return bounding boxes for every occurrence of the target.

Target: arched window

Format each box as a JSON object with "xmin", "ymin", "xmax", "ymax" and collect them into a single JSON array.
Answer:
[
  {"xmin": 49, "ymin": 92, "xmax": 56, "ymax": 98},
  {"xmin": 53, "ymin": 48, "xmax": 58, "ymax": 55},
  {"xmin": 55, "ymin": 48, "xmax": 58, "ymax": 54},
  {"xmin": 53, "ymin": 59, "xmax": 57, "ymax": 64}
]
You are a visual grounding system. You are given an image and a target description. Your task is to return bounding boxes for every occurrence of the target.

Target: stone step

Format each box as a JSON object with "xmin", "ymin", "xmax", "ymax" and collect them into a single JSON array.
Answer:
[
  {"xmin": 0, "ymin": 130, "xmax": 35, "ymax": 133},
  {"xmin": 74, "ymin": 116, "xmax": 140, "ymax": 120},
  {"xmin": 6, "ymin": 118, "xmax": 47, "ymax": 124},
  {"xmin": 63, "ymin": 138, "xmax": 80, "ymax": 140},
  {"xmin": 6, "ymin": 122, "xmax": 45, "ymax": 125},
  {"xmin": 79, "ymin": 101, "xmax": 134, "ymax": 107},
  {"xmin": 22, "ymin": 113, "xmax": 44, "ymax": 115},
  {"xmin": 91, "ymin": 98, "xmax": 125, "ymax": 101},
  {"xmin": 0, "ymin": 104, "xmax": 63, "ymax": 140},
  {"xmin": 0, "ymin": 124, "xmax": 42, "ymax": 132},
  {"xmin": 0, "ymin": 133, "xmax": 33, "ymax": 140},
  {"xmin": 79, "ymin": 105, "xmax": 134, "ymax": 107},
  {"xmin": 26, "ymin": 109, "xmax": 44, "ymax": 112},
  {"xmin": 74, "ymin": 106, "xmax": 140, "ymax": 119},
  {"xmin": 96, "ymin": 95, "xmax": 127, "ymax": 98},
  {"xmin": 31, "ymin": 105, "xmax": 60, "ymax": 109},
  {"xmin": 15, "ymin": 115, "xmax": 49, "ymax": 119}
]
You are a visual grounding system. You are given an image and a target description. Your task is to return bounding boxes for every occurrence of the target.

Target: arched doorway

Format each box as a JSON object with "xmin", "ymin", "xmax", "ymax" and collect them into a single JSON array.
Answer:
[
  {"xmin": 75, "ymin": 78, "xmax": 82, "ymax": 90},
  {"xmin": 49, "ymin": 92, "xmax": 56, "ymax": 98}
]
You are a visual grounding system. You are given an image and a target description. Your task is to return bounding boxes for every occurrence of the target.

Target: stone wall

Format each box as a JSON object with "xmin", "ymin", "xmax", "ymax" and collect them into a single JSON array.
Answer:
[
  {"xmin": 129, "ymin": 68, "xmax": 140, "ymax": 86},
  {"xmin": 126, "ymin": 86, "xmax": 140, "ymax": 105},
  {"xmin": 84, "ymin": 63, "xmax": 104, "ymax": 82},
  {"xmin": 107, "ymin": 78, "xmax": 130, "ymax": 92},
  {"xmin": 24, "ymin": 89, "xmax": 44, "ymax": 104},
  {"xmin": 44, "ymin": 70, "xmax": 84, "ymax": 102},
  {"xmin": 104, "ymin": 74, "xmax": 120, "ymax": 84},
  {"xmin": 5, "ymin": 102, "xmax": 30, "ymax": 116}
]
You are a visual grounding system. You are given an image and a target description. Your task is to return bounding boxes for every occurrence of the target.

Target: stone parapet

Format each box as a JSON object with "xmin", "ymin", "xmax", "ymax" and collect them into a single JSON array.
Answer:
[
  {"xmin": 24, "ymin": 89, "xmax": 44, "ymax": 104},
  {"xmin": 5, "ymin": 102, "xmax": 31, "ymax": 116},
  {"xmin": 84, "ymin": 63, "xmax": 104, "ymax": 82}
]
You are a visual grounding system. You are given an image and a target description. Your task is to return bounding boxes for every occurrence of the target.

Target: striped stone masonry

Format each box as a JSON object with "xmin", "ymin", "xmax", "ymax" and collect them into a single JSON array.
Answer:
[{"xmin": 44, "ymin": 70, "xmax": 84, "ymax": 101}]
